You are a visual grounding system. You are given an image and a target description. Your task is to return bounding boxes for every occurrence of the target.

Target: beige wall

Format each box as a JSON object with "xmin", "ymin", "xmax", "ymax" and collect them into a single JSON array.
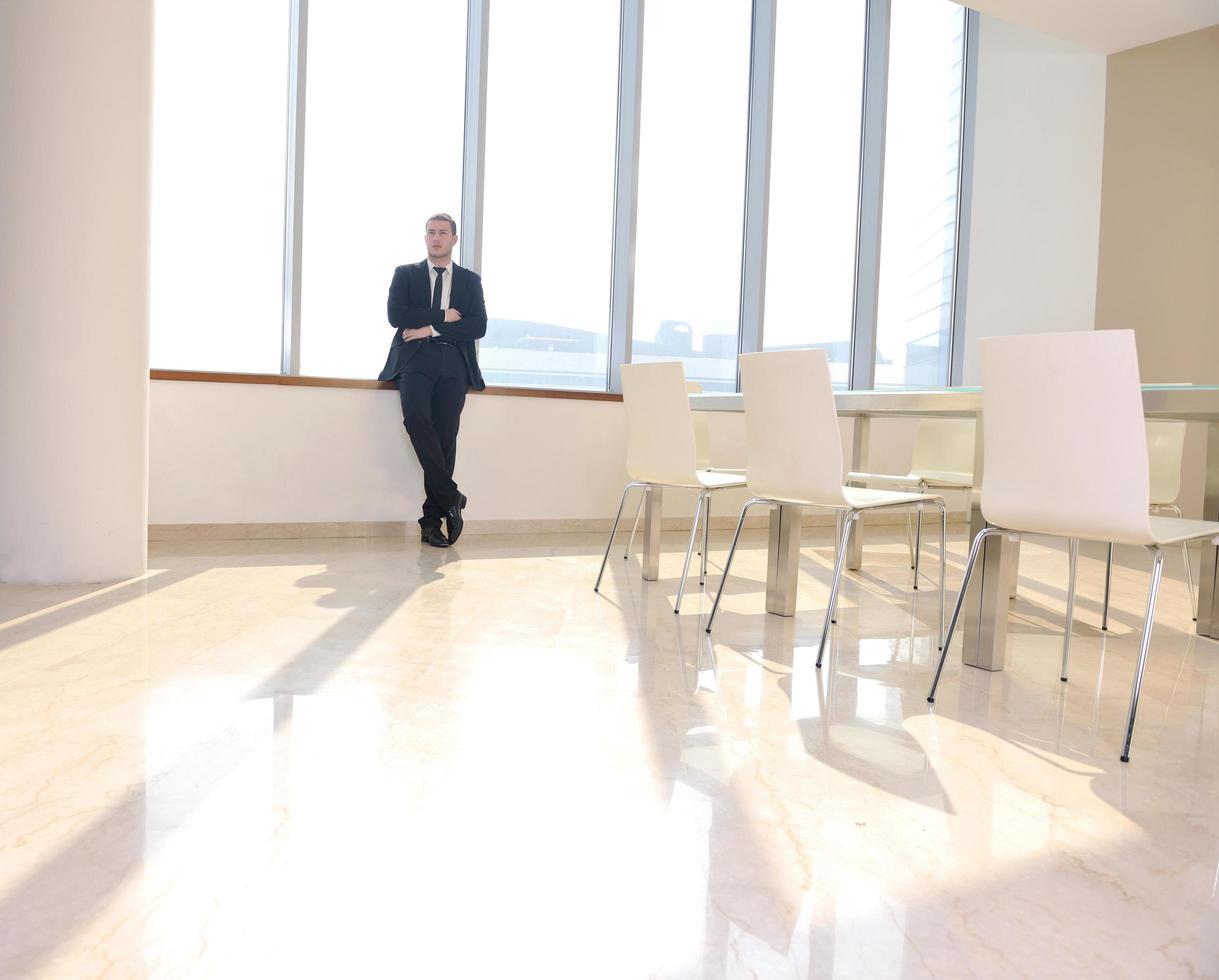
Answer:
[
  {"xmin": 1096, "ymin": 25, "xmax": 1219, "ymax": 380},
  {"xmin": 0, "ymin": 0, "xmax": 153, "ymax": 584},
  {"xmin": 1096, "ymin": 25, "xmax": 1219, "ymax": 517}
]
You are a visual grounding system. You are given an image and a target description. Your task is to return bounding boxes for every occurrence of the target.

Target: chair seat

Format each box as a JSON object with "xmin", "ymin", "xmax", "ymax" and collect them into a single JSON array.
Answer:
[
  {"xmin": 633, "ymin": 470, "xmax": 746, "ymax": 490},
  {"xmin": 846, "ymin": 469, "xmax": 973, "ymax": 490},
  {"xmin": 696, "ymin": 469, "xmax": 747, "ymax": 490},
  {"xmin": 845, "ymin": 470, "xmax": 911, "ymax": 488},
  {"xmin": 759, "ymin": 485, "xmax": 941, "ymax": 510},
  {"xmin": 1149, "ymin": 515, "xmax": 1219, "ymax": 546},
  {"xmin": 845, "ymin": 486, "xmax": 941, "ymax": 511},
  {"xmin": 916, "ymin": 469, "xmax": 974, "ymax": 488},
  {"xmin": 997, "ymin": 515, "xmax": 1219, "ymax": 547}
]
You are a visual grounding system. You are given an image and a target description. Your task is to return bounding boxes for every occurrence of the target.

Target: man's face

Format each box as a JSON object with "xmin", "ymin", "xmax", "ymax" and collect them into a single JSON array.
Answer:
[{"xmin": 425, "ymin": 220, "xmax": 457, "ymax": 262}]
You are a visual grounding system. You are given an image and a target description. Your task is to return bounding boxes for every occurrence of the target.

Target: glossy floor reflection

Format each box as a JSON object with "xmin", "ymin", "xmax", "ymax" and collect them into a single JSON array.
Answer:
[{"xmin": 0, "ymin": 528, "xmax": 1217, "ymax": 978}]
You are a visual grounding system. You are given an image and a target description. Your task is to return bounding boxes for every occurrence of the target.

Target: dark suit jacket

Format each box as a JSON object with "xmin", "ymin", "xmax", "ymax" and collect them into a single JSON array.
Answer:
[{"xmin": 378, "ymin": 260, "xmax": 487, "ymax": 390}]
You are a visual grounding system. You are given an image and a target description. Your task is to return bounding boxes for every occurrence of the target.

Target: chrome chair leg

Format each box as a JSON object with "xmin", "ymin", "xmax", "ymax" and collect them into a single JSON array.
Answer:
[
  {"xmin": 831, "ymin": 510, "xmax": 841, "ymax": 622},
  {"xmin": 596, "ymin": 482, "xmax": 644, "ymax": 592},
  {"xmin": 1101, "ymin": 542, "xmax": 1113, "ymax": 631},
  {"xmin": 706, "ymin": 498, "xmax": 768, "ymax": 634},
  {"xmin": 927, "ymin": 526, "xmax": 1004, "ymax": 703},
  {"xmin": 1160, "ymin": 506, "xmax": 1198, "ymax": 620},
  {"xmin": 675, "ymin": 491, "xmax": 706, "ymax": 614},
  {"xmin": 817, "ymin": 512, "xmax": 858, "ymax": 668},
  {"xmin": 1183, "ymin": 540, "xmax": 1197, "ymax": 621},
  {"xmin": 1061, "ymin": 538, "xmax": 1079, "ymax": 682},
  {"xmin": 623, "ymin": 490, "xmax": 645, "ymax": 560},
  {"xmin": 934, "ymin": 499, "xmax": 947, "ymax": 651},
  {"xmin": 913, "ymin": 480, "xmax": 928, "ymax": 584},
  {"xmin": 1152, "ymin": 504, "xmax": 1196, "ymax": 623},
  {"xmin": 1122, "ymin": 548, "xmax": 1165, "ymax": 763},
  {"xmin": 700, "ymin": 494, "xmax": 711, "ymax": 587}
]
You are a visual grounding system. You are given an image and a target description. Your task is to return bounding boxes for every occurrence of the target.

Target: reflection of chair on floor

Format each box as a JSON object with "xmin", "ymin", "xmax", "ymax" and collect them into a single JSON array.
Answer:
[
  {"xmin": 1101, "ymin": 420, "xmax": 1198, "ymax": 628},
  {"xmin": 926, "ymin": 330, "xmax": 1219, "ymax": 762},
  {"xmin": 706, "ymin": 348, "xmax": 946, "ymax": 666},
  {"xmin": 847, "ymin": 417, "xmax": 975, "ymax": 589},
  {"xmin": 594, "ymin": 363, "xmax": 746, "ymax": 613}
]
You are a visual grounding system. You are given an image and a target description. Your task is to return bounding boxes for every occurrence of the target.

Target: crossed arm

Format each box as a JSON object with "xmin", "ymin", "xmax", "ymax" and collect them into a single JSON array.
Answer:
[{"xmin": 386, "ymin": 268, "xmax": 488, "ymax": 343}]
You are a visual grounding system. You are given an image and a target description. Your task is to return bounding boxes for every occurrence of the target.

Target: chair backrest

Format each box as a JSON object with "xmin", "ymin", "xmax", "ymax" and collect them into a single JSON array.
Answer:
[
  {"xmin": 739, "ymin": 348, "xmax": 848, "ymax": 506},
  {"xmin": 866, "ymin": 417, "xmax": 918, "ymax": 476},
  {"xmin": 687, "ymin": 381, "xmax": 712, "ymax": 470},
  {"xmin": 979, "ymin": 330, "xmax": 1154, "ymax": 544},
  {"xmin": 911, "ymin": 418, "xmax": 976, "ymax": 480},
  {"xmin": 620, "ymin": 361, "xmax": 700, "ymax": 486},
  {"xmin": 1146, "ymin": 420, "xmax": 1187, "ymax": 505}
]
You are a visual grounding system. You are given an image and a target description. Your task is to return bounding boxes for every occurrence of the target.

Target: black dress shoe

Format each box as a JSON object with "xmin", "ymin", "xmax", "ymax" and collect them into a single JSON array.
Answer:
[
  {"xmin": 420, "ymin": 526, "xmax": 450, "ymax": 548},
  {"xmin": 445, "ymin": 494, "xmax": 467, "ymax": 545}
]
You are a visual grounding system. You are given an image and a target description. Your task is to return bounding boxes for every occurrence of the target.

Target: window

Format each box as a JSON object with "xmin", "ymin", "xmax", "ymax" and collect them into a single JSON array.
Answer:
[
  {"xmin": 762, "ymin": 0, "xmax": 868, "ymax": 387},
  {"xmin": 298, "ymin": 0, "xmax": 466, "ymax": 380},
  {"xmin": 873, "ymin": 0, "xmax": 966, "ymax": 388},
  {"xmin": 147, "ymin": 0, "xmax": 976, "ymax": 393},
  {"xmin": 150, "ymin": 0, "xmax": 291, "ymax": 373},
  {"xmin": 630, "ymin": 0, "xmax": 753, "ymax": 393},
  {"xmin": 478, "ymin": 0, "xmax": 620, "ymax": 391}
]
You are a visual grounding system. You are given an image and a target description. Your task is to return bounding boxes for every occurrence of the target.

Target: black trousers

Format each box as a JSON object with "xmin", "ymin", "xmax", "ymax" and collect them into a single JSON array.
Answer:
[{"xmin": 397, "ymin": 341, "xmax": 469, "ymax": 528}]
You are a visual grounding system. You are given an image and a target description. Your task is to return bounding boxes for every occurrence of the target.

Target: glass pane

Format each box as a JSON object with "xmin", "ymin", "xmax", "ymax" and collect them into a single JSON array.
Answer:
[
  {"xmin": 479, "ymin": 0, "xmax": 619, "ymax": 391},
  {"xmin": 763, "ymin": 0, "xmax": 867, "ymax": 388},
  {"xmin": 150, "ymin": 0, "xmax": 290, "ymax": 373},
  {"xmin": 299, "ymin": 0, "xmax": 466, "ymax": 379},
  {"xmin": 874, "ymin": 0, "xmax": 965, "ymax": 388},
  {"xmin": 631, "ymin": 0, "xmax": 752, "ymax": 393}
]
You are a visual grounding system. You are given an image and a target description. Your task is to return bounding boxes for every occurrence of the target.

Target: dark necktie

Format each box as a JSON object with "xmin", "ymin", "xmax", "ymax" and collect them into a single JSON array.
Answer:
[{"xmin": 431, "ymin": 267, "xmax": 445, "ymax": 311}]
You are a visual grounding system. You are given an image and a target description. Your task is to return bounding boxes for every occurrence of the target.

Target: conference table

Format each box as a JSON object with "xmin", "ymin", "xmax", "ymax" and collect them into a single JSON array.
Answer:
[{"xmin": 652, "ymin": 385, "xmax": 1219, "ymax": 672}]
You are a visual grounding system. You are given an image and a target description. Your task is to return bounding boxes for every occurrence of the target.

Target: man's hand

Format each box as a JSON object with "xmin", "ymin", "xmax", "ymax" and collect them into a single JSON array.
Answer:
[
  {"xmin": 444, "ymin": 308, "xmax": 463, "ymax": 323},
  {"xmin": 402, "ymin": 327, "xmax": 432, "ymax": 342}
]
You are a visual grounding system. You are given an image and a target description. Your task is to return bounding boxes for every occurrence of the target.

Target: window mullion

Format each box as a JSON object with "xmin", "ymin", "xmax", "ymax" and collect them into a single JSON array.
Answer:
[
  {"xmin": 849, "ymin": 0, "xmax": 890, "ymax": 392},
  {"xmin": 280, "ymin": 0, "xmax": 309, "ymax": 376},
  {"xmin": 460, "ymin": 0, "xmax": 490, "ymax": 275},
  {"xmin": 737, "ymin": 0, "xmax": 778, "ymax": 385},
  {"xmin": 608, "ymin": 0, "xmax": 645, "ymax": 393},
  {"xmin": 948, "ymin": 8, "xmax": 979, "ymax": 387}
]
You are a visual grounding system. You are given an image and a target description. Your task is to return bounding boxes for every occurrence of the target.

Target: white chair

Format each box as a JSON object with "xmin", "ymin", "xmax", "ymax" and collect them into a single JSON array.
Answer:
[
  {"xmin": 594, "ymin": 362, "xmax": 746, "ymax": 613},
  {"xmin": 706, "ymin": 349, "xmax": 947, "ymax": 666},
  {"xmin": 1100, "ymin": 420, "xmax": 1196, "ymax": 628},
  {"xmin": 847, "ymin": 417, "xmax": 975, "ymax": 587},
  {"xmin": 620, "ymin": 381, "xmax": 743, "ymax": 561},
  {"xmin": 926, "ymin": 330, "xmax": 1219, "ymax": 762}
]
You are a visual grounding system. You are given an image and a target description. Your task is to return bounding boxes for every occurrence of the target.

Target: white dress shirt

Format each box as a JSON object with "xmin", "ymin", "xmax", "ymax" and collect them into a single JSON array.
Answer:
[{"xmin": 426, "ymin": 261, "xmax": 454, "ymax": 338}]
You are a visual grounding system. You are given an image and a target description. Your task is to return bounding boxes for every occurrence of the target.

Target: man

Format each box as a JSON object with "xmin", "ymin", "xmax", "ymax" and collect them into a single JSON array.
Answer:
[{"xmin": 378, "ymin": 213, "xmax": 487, "ymax": 548}]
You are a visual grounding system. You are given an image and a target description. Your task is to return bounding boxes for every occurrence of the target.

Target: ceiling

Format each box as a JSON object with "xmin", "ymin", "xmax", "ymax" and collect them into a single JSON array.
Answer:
[{"xmin": 955, "ymin": 0, "xmax": 1219, "ymax": 53}]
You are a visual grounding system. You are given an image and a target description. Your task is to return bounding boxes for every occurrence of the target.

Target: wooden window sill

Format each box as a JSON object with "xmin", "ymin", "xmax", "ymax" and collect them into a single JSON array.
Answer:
[{"xmin": 150, "ymin": 369, "xmax": 624, "ymax": 402}]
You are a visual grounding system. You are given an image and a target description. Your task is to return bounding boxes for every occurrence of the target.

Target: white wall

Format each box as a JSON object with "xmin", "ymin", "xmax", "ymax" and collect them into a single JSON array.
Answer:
[
  {"xmin": 961, "ymin": 14, "xmax": 1108, "ymax": 383},
  {"xmin": 150, "ymin": 381, "xmax": 942, "ymax": 527},
  {"xmin": 151, "ymin": 382, "xmax": 635, "ymax": 525}
]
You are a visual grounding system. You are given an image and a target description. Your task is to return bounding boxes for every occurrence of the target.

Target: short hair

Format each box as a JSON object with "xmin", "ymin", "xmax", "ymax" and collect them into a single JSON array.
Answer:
[{"xmin": 425, "ymin": 212, "xmax": 457, "ymax": 235}]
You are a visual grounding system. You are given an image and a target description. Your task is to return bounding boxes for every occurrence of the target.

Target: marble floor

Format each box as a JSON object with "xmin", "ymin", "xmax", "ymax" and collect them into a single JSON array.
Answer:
[{"xmin": 0, "ymin": 526, "xmax": 1217, "ymax": 978}]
